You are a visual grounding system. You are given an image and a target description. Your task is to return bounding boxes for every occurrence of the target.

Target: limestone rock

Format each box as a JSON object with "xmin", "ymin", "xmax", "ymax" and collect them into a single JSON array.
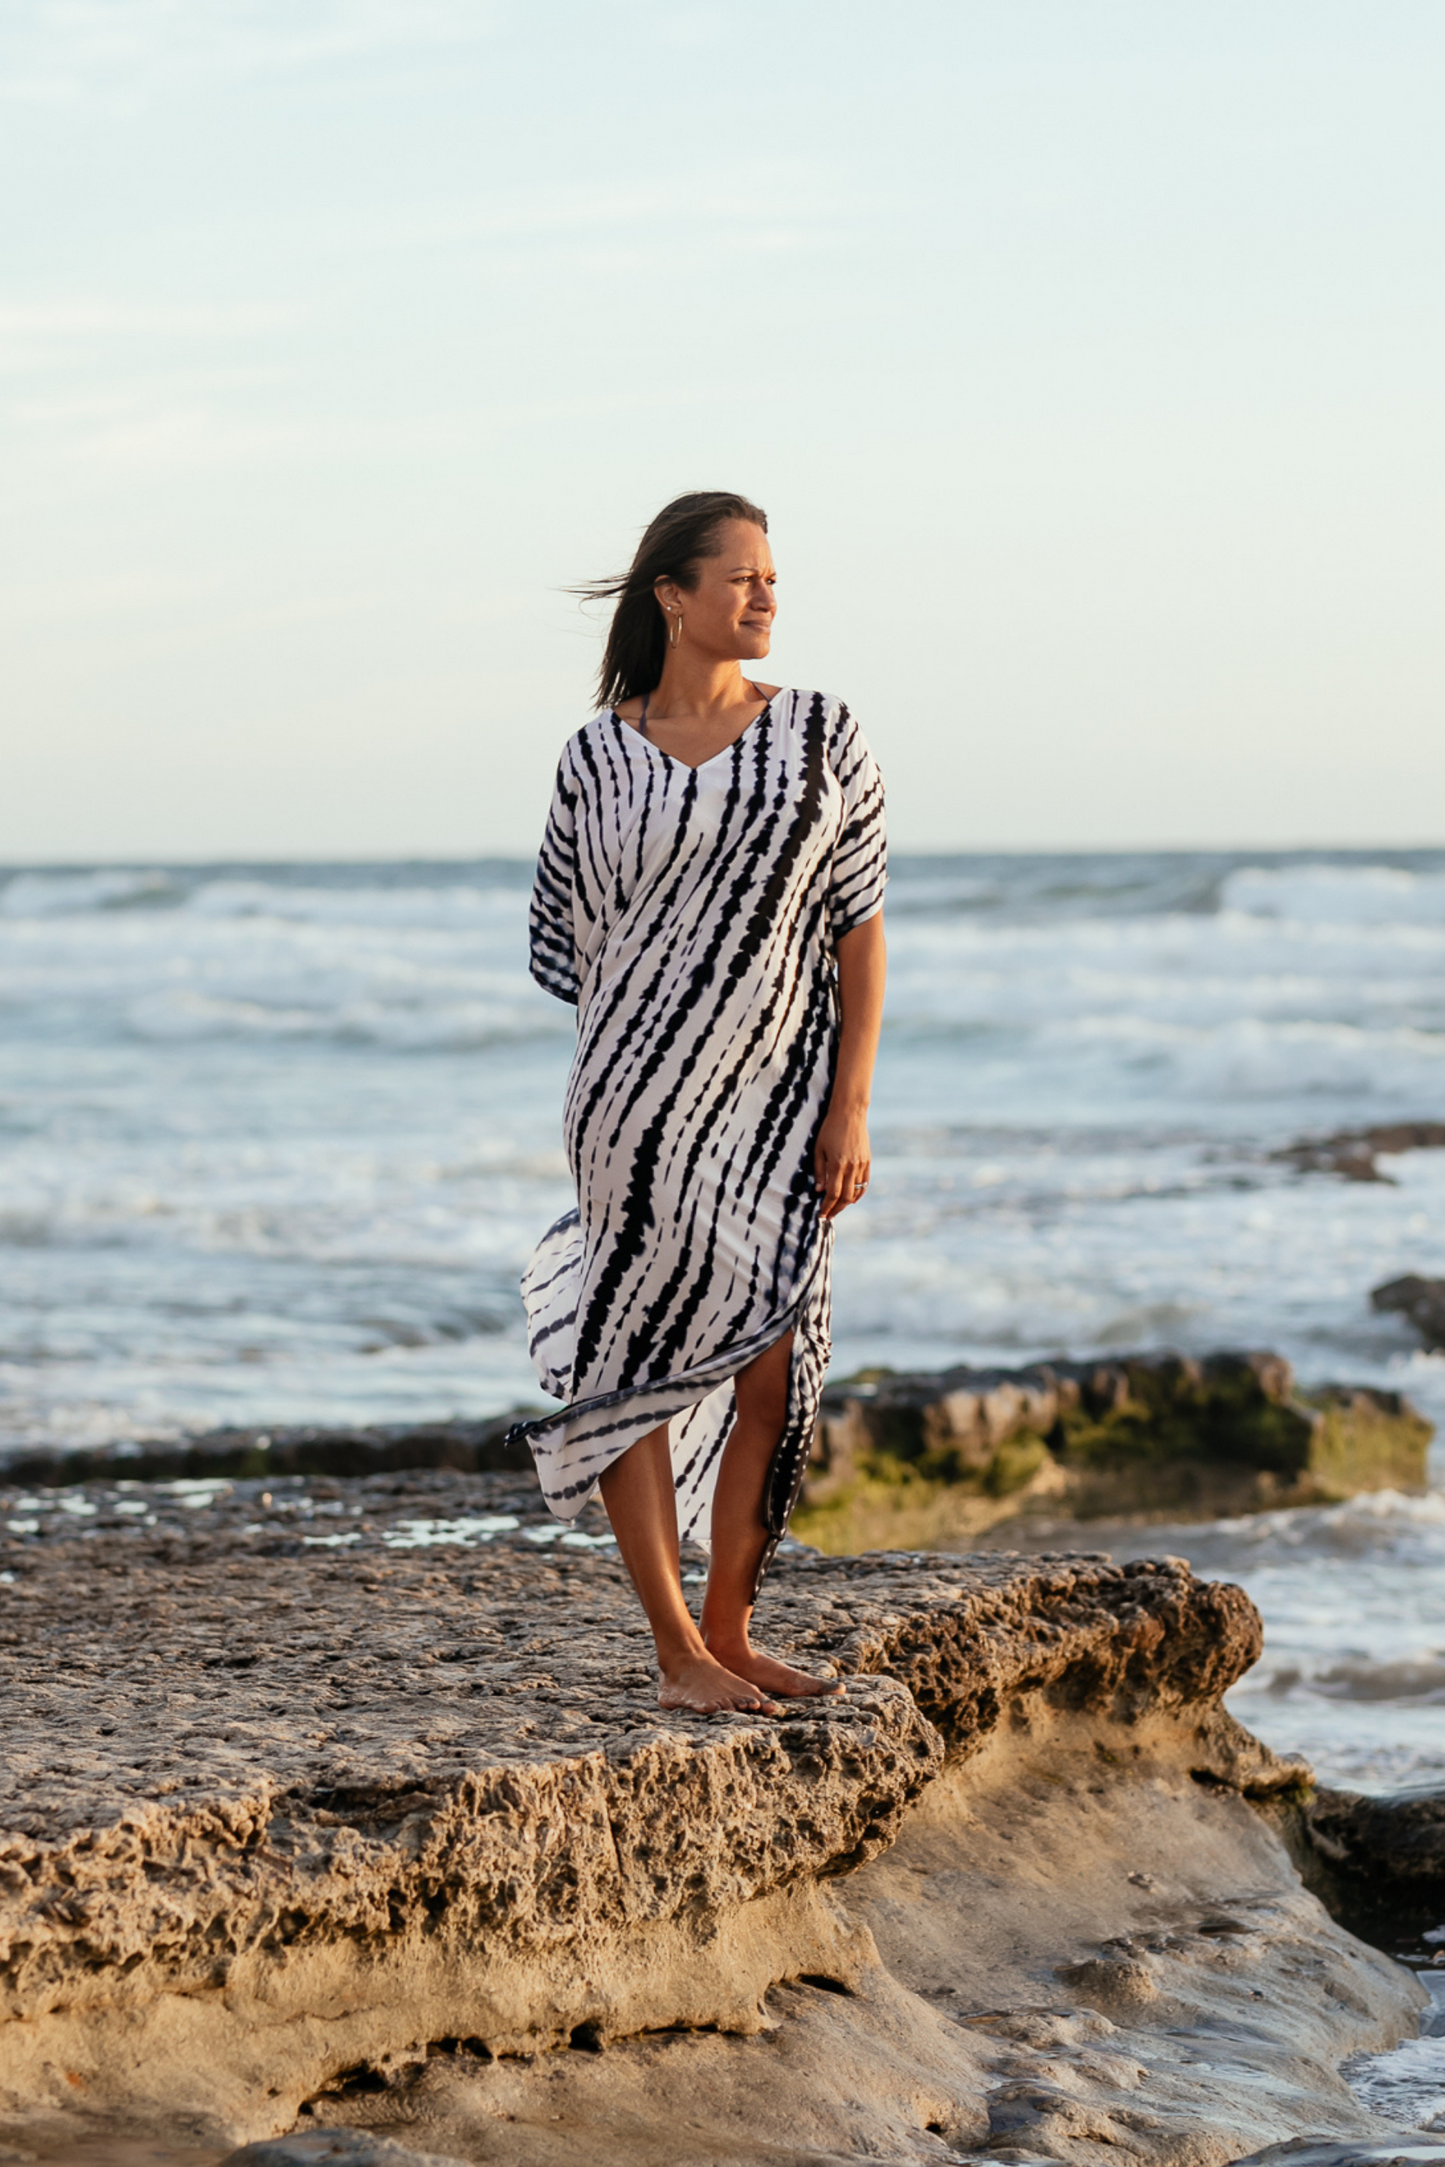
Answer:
[
  {"xmin": 1236, "ymin": 2145, "xmax": 1445, "ymax": 2165},
  {"xmin": 1373, "ymin": 1274, "xmax": 1445, "ymax": 1351},
  {"xmin": 1291, "ymin": 1782, "xmax": 1445, "ymax": 1918},
  {"xmin": 1276, "ymin": 1121, "xmax": 1445, "ymax": 1184},
  {"xmin": 0, "ymin": 1475, "xmax": 1426, "ymax": 2163},
  {"xmin": 0, "ymin": 1410, "xmax": 536, "ymax": 1488},
  {"xmin": 798, "ymin": 1350, "xmax": 1431, "ymax": 1551},
  {"xmin": 221, "ymin": 2134, "xmax": 468, "ymax": 2167},
  {"xmin": 4, "ymin": 1342, "xmax": 1428, "ymax": 1528}
]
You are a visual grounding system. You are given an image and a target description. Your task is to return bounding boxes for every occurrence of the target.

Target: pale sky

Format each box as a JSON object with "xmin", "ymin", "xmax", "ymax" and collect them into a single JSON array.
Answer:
[{"xmin": 2, "ymin": 1, "xmax": 1442, "ymax": 859}]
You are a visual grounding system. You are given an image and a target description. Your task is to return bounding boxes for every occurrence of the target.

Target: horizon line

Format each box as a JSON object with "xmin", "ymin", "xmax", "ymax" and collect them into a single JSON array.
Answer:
[{"xmin": 4, "ymin": 841, "xmax": 1445, "ymax": 873}]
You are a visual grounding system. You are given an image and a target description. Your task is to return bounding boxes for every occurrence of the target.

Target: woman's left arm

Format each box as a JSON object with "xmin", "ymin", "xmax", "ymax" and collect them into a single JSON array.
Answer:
[{"xmin": 816, "ymin": 913, "xmax": 887, "ymax": 1220}]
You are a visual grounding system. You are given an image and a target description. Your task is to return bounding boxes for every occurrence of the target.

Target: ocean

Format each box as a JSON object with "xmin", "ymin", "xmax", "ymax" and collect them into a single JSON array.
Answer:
[{"xmin": 4, "ymin": 849, "xmax": 1445, "ymax": 1798}]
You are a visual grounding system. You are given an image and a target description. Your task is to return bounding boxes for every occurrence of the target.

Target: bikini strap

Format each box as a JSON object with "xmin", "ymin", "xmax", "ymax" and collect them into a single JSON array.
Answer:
[{"xmin": 638, "ymin": 691, "xmax": 650, "ymax": 741}]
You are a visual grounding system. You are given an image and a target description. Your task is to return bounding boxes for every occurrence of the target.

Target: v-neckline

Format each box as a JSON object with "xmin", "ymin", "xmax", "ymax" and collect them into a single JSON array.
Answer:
[{"xmin": 613, "ymin": 695, "xmax": 778, "ymax": 774}]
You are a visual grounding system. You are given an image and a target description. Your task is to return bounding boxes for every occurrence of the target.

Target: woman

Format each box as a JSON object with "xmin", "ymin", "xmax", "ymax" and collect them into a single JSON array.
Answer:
[{"xmin": 513, "ymin": 490, "xmax": 886, "ymax": 1716}]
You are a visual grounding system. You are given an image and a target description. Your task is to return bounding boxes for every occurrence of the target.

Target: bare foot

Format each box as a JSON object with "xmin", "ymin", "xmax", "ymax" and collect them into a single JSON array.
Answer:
[
  {"xmin": 658, "ymin": 1650, "xmax": 780, "ymax": 1716},
  {"xmin": 705, "ymin": 1644, "xmax": 844, "ymax": 1700}
]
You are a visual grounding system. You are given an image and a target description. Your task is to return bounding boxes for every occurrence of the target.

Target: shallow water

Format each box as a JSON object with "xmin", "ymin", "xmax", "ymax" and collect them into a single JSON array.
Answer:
[
  {"xmin": 1096, "ymin": 1488, "xmax": 1445, "ymax": 1793},
  {"xmin": 1340, "ymin": 1971, "xmax": 1445, "ymax": 2139},
  {"xmin": 4, "ymin": 848, "xmax": 1445, "ymax": 1800}
]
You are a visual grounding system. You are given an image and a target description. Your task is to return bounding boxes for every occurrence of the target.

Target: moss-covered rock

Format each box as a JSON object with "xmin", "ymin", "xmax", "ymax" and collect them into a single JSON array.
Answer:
[{"xmin": 794, "ymin": 1350, "xmax": 1431, "ymax": 1556}]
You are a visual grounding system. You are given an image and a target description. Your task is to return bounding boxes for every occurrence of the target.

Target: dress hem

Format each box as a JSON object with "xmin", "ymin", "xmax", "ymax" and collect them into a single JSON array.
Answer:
[{"xmin": 506, "ymin": 1229, "xmax": 831, "ymax": 1596}]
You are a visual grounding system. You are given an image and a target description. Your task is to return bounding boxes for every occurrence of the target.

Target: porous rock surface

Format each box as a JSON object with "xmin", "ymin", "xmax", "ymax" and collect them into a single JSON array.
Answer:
[{"xmin": 0, "ymin": 1469, "xmax": 1429, "ymax": 2164}]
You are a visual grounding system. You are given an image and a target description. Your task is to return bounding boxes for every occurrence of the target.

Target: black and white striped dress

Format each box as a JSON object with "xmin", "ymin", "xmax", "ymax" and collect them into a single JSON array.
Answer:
[{"xmin": 512, "ymin": 689, "xmax": 886, "ymax": 1584}]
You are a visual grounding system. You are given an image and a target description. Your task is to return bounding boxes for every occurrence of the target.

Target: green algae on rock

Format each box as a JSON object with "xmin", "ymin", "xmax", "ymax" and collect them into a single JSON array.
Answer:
[{"xmin": 794, "ymin": 1350, "xmax": 1432, "ymax": 1556}]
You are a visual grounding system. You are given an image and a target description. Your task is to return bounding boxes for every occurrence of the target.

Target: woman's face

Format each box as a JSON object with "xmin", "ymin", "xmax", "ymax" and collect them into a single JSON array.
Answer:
[{"xmin": 659, "ymin": 519, "xmax": 776, "ymax": 661}]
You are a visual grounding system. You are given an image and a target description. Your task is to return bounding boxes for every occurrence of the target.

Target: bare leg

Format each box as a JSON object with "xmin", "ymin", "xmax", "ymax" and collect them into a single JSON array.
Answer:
[
  {"xmin": 599, "ymin": 1423, "xmax": 779, "ymax": 1715},
  {"xmin": 700, "ymin": 1334, "xmax": 843, "ymax": 1700}
]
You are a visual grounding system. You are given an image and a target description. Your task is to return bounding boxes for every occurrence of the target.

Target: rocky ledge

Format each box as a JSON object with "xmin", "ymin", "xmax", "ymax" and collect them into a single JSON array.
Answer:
[
  {"xmin": 2, "ymin": 1348, "xmax": 1428, "ymax": 1570},
  {"xmin": 798, "ymin": 1350, "xmax": 1431, "ymax": 1554},
  {"xmin": 0, "ymin": 1469, "xmax": 1435, "ymax": 2165}
]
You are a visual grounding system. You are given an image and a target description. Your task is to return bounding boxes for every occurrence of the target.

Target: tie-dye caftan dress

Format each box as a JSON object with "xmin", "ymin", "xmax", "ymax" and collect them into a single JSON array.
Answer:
[{"xmin": 512, "ymin": 689, "xmax": 886, "ymax": 1586}]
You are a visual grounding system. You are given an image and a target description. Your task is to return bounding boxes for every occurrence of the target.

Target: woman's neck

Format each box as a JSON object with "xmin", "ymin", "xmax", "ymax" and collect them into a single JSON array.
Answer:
[{"xmin": 646, "ymin": 656, "xmax": 755, "ymax": 722}]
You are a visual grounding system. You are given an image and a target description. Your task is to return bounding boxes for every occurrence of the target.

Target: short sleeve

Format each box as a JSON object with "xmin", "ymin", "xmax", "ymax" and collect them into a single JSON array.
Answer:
[
  {"xmin": 529, "ymin": 757, "xmax": 581, "ymax": 1005},
  {"xmin": 826, "ymin": 706, "xmax": 887, "ymax": 946}
]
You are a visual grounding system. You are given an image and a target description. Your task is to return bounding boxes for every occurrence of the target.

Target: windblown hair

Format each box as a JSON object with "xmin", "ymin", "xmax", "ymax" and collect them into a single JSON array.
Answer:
[{"xmin": 578, "ymin": 490, "xmax": 768, "ymax": 709}]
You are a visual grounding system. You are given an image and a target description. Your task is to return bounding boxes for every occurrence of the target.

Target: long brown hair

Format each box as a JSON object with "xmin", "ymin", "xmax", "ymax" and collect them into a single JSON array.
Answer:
[{"xmin": 577, "ymin": 490, "xmax": 768, "ymax": 709}]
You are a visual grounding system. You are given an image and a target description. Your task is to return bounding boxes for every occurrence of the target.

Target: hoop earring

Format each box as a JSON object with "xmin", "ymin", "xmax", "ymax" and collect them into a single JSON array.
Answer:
[{"xmin": 669, "ymin": 611, "xmax": 682, "ymax": 649}]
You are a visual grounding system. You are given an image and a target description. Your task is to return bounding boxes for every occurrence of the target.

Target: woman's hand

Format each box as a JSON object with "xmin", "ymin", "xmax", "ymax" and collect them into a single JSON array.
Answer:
[{"xmin": 816, "ymin": 1099, "xmax": 871, "ymax": 1219}]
